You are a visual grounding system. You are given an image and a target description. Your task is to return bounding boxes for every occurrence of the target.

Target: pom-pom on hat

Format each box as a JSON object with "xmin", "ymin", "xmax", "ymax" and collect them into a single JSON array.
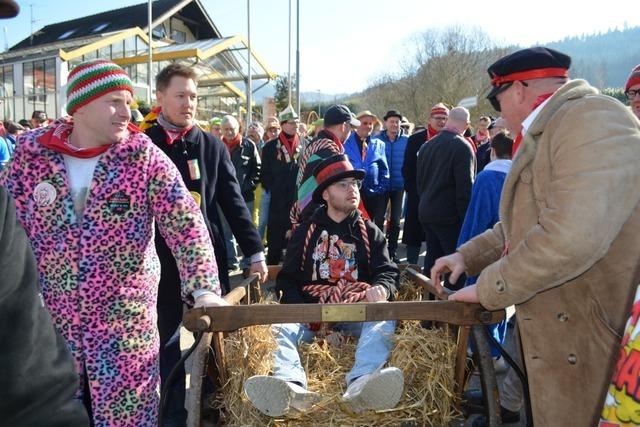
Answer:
[
  {"xmin": 625, "ymin": 64, "xmax": 640, "ymax": 92},
  {"xmin": 66, "ymin": 59, "xmax": 134, "ymax": 115}
]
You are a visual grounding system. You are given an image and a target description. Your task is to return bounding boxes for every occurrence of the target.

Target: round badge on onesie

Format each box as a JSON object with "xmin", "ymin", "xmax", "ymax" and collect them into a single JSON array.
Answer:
[{"xmin": 33, "ymin": 181, "xmax": 57, "ymax": 207}]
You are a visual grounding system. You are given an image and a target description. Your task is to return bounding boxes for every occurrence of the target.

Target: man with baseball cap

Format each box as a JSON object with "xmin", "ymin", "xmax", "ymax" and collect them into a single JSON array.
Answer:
[
  {"xmin": 1, "ymin": 59, "xmax": 227, "ymax": 425},
  {"xmin": 431, "ymin": 47, "xmax": 640, "ymax": 425},
  {"xmin": 244, "ymin": 154, "xmax": 401, "ymax": 417},
  {"xmin": 292, "ymin": 104, "xmax": 360, "ymax": 228}
]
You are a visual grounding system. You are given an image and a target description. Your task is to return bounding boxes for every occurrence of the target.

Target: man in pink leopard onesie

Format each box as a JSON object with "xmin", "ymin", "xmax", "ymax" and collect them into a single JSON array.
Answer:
[{"xmin": 0, "ymin": 59, "xmax": 227, "ymax": 426}]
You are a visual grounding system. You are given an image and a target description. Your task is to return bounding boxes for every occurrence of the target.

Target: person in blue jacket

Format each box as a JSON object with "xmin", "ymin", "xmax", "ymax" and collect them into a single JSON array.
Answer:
[
  {"xmin": 343, "ymin": 110, "xmax": 389, "ymax": 229},
  {"xmin": 374, "ymin": 110, "xmax": 408, "ymax": 262},
  {"xmin": 457, "ymin": 132, "xmax": 513, "ymax": 355}
]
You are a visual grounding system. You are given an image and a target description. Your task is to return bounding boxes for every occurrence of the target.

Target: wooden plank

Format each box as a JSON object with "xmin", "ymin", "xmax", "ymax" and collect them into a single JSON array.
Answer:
[
  {"xmin": 404, "ymin": 267, "xmax": 453, "ymax": 300},
  {"xmin": 185, "ymin": 331, "xmax": 213, "ymax": 427},
  {"xmin": 454, "ymin": 326, "xmax": 471, "ymax": 402},
  {"xmin": 183, "ymin": 301, "xmax": 505, "ymax": 332}
]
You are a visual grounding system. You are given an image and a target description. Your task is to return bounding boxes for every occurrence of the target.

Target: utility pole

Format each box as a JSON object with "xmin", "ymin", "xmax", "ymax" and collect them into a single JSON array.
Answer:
[
  {"xmin": 246, "ymin": 0, "xmax": 252, "ymax": 131},
  {"xmin": 295, "ymin": 0, "xmax": 300, "ymax": 115},
  {"xmin": 147, "ymin": 0, "xmax": 153, "ymax": 105},
  {"xmin": 287, "ymin": 0, "xmax": 292, "ymax": 107}
]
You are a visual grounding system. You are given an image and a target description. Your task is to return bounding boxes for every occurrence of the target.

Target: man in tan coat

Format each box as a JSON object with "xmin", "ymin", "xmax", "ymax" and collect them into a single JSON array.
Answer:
[{"xmin": 431, "ymin": 47, "xmax": 640, "ymax": 425}]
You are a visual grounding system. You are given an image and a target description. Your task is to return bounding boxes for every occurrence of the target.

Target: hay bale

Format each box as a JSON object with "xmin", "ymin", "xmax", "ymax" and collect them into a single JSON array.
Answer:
[{"xmin": 215, "ymin": 274, "xmax": 461, "ymax": 426}]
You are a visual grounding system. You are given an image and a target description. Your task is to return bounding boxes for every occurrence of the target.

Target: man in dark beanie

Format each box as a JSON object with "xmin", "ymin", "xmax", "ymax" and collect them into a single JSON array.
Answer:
[{"xmin": 432, "ymin": 46, "xmax": 640, "ymax": 426}]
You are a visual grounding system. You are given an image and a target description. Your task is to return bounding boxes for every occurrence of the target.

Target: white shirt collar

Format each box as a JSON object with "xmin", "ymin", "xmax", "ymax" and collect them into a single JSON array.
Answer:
[{"xmin": 521, "ymin": 95, "xmax": 552, "ymax": 136}]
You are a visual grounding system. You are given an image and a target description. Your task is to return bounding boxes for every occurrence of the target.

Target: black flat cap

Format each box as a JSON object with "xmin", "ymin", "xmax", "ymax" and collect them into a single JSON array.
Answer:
[
  {"xmin": 383, "ymin": 109, "xmax": 403, "ymax": 121},
  {"xmin": 486, "ymin": 47, "xmax": 571, "ymax": 111}
]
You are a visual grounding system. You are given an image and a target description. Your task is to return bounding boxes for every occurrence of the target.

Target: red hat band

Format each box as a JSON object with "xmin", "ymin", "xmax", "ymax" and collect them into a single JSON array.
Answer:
[
  {"xmin": 316, "ymin": 160, "xmax": 353, "ymax": 186},
  {"xmin": 491, "ymin": 67, "xmax": 569, "ymax": 87}
]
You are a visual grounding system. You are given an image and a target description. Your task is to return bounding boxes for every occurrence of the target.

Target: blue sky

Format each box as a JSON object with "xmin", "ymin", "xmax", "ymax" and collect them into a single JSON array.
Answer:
[{"xmin": 3, "ymin": 0, "xmax": 639, "ymax": 94}]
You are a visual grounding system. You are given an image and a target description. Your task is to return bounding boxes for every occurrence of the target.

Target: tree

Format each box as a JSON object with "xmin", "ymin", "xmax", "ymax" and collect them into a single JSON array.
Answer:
[
  {"xmin": 274, "ymin": 74, "xmax": 297, "ymax": 112},
  {"xmin": 360, "ymin": 26, "xmax": 512, "ymax": 127}
]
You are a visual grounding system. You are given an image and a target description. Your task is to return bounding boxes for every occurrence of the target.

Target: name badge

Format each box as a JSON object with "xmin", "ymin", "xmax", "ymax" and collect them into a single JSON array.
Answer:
[{"xmin": 187, "ymin": 159, "xmax": 201, "ymax": 181}]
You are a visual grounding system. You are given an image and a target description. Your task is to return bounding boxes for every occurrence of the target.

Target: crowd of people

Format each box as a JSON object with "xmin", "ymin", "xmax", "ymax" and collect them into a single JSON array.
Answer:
[{"xmin": 1, "ymin": 28, "xmax": 640, "ymax": 427}]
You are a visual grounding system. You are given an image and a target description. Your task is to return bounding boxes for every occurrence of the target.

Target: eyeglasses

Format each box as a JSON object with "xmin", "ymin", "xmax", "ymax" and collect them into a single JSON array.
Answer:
[
  {"xmin": 626, "ymin": 89, "xmax": 640, "ymax": 99},
  {"xmin": 333, "ymin": 179, "xmax": 362, "ymax": 191}
]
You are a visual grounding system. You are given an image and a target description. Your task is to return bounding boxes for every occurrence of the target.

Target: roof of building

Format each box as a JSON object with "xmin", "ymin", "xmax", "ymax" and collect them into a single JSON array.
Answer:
[{"xmin": 10, "ymin": 0, "xmax": 220, "ymax": 51}]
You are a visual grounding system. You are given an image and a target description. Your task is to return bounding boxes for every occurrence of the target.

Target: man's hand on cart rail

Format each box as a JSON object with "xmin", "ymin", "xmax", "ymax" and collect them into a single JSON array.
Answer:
[
  {"xmin": 365, "ymin": 285, "xmax": 389, "ymax": 302},
  {"xmin": 194, "ymin": 293, "xmax": 231, "ymax": 308},
  {"xmin": 250, "ymin": 260, "xmax": 269, "ymax": 284},
  {"xmin": 430, "ymin": 252, "xmax": 467, "ymax": 296},
  {"xmin": 449, "ymin": 284, "xmax": 479, "ymax": 303}
]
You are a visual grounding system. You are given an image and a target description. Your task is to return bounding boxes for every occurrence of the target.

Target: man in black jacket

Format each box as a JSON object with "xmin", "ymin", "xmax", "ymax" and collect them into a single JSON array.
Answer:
[
  {"xmin": 243, "ymin": 154, "xmax": 403, "ymax": 418},
  {"xmin": 0, "ymin": 186, "xmax": 89, "ymax": 427},
  {"xmin": 260, "ymin": 107, "xmax": 304, "ymax": 265},
  {"xmin": 417, "ymin": 106, "xmax": 475, "ymax": 289},
  {"xmin": 402, "ymin": 103, "xmax": 449, "ymax": 265},
  {"xmin": 146, "ymin": 63, "xmax": 267, "ymax": 426},
  {"xmin": 219, "ymin": 114, "xmax": 261, "ymax": 270}
]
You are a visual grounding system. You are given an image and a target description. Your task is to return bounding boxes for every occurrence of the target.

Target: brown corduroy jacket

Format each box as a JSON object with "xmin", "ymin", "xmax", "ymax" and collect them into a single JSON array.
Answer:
[{"xmin": 458, "ymin": 79, "xmax": 640, "ymax": 426}]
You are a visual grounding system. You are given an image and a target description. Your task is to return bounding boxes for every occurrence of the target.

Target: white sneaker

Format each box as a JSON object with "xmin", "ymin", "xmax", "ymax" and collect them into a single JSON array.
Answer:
[
  {"xmin": 342, "ymin": 367, "xmax": 404, "ymax": 413},
  {"xmin": 243, "ymin": 376, "xmax": 320, "ymax": 417}
]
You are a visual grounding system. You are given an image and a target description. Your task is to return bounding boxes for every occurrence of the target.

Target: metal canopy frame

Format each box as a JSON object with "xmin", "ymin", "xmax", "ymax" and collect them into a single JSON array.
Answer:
[{"xmin": 113, "ymin": 34, "xmax": 276, "ymax": 101}]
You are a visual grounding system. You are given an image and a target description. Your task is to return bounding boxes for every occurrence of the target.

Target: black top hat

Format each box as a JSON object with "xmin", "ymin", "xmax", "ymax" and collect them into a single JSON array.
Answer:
[
  {"xmin": 383, "ymin": 110, "xmax": 403, "ymax": 121},
  {"xmin": 312, "ymin": 154, "xmax": 365, "ymax": 204},
  {"xmin": 486, "ymin": 47, "xmax": 571, "ymax": 111}
]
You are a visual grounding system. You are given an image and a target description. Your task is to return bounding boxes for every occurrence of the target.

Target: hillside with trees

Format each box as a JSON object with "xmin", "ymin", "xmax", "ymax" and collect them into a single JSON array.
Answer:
[{"xmin": 331, "ymin": 25, "xmax": 638, "ymax": 126}]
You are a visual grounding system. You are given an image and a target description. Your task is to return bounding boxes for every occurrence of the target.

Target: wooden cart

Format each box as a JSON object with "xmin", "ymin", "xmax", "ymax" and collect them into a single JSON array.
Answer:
[{"xmin": 180, "ymin": 266, "xmax": 506, "ymax": 426}]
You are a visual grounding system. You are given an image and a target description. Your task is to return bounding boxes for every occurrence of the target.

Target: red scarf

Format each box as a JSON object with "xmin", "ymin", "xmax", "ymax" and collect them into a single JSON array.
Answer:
[
  {"xmin": 512, "ymin": 92, "xmax": 555, "ymax": 156},
  {"xmin": 223, "ymin": 134, "xmax": 242, "ymax": 154},
  {"xmin": 37, "ymin": 119, "xmax": 139, "ymax": 158},
  {"xmin": 278, "ymin": 131, "xmax": 299, "ymax": 157},
  {"xmin": 426, "ymin": 124, "xmax": 439, "ymax": 141},
  {"xmin": 322, "ymin": 129, "xmax": 344, "ymax": 150}
]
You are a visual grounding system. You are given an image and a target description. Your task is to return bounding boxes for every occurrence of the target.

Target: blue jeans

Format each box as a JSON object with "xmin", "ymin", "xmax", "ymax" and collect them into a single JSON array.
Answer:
[
  {"xmin": 258, "ymin": 190, "xmax": 271, "ymax": 241},
  {"xmin": 271, "ymin": 320, "xmax": 395, "ymax": 388}
]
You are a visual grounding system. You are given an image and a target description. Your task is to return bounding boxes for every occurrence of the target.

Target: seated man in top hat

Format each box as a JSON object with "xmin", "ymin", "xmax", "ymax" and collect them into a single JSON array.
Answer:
[{"xmin": 243, "ymin": 154, "xmax": 402, "ymax": 418}]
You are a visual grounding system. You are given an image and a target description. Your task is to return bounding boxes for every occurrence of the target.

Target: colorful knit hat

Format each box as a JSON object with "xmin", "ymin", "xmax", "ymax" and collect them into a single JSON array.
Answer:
[
  {"xmin": 625, "ymin": 64, "xmax": 640, "ymax": 92},
  {"xmin": 66, "ymin": 59, "xmax": 134, "ymax": 115},
  {"xmin": 430, "ymin": 103, "xmax": 449, "ymax": 117}
]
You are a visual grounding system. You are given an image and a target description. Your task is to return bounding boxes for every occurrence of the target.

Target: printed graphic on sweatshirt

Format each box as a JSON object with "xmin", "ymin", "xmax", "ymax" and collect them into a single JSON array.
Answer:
[
  {"xmin": 311, "ymin": 230, "xmax": 357, "ymax": 282},
  {"xmin": 599, "ymin": 285, "xmax": 640, "ymax": 427}
]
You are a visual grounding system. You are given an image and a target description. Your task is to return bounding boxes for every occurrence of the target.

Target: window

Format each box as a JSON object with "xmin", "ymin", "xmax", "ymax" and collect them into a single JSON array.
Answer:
[
  {"xmin": 0, "ymin": 65, "xmax": 14, "ymax": 120},
  {"xmin": 152, "ymin": 24, "xmax": 166, "ymax": 39},
  {"xmin": 171, "ymin": 30, "xmax": 186, "ymax": 43},
  {"xmin": 58, "ymin": 29, "xmax": 77, "ymax": 40},
  {"xmin": 23, "ymin": 58, "xmax": 57, "ymax": 120},
  {"xmin": 93, "ymin": 22, "xmax": 109, "ymax": 33}
]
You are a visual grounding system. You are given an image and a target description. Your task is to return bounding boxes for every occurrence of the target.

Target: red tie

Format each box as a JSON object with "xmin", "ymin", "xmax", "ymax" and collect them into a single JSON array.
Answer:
[{"xmin": 512, "ymin": 132, "xmax": 523, "ymax": 156}]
